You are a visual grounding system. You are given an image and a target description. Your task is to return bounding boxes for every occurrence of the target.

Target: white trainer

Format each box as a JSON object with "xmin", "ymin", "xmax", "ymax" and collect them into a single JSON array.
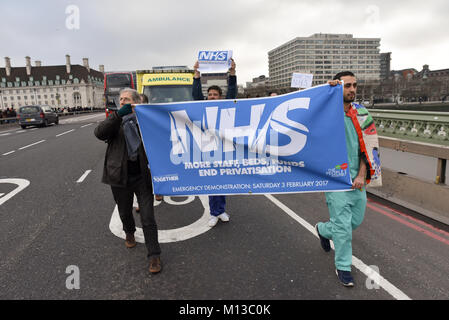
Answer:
[
  {"xmin": 208, "ymin": 216, "xmax": 219, "ymax": 227},
  {"xmin": 218, "ymin": 212, "xmax": 230, "ymax": 222}
]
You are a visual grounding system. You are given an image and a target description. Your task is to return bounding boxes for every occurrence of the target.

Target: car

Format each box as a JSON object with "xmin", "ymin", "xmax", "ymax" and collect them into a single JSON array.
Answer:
[{"xmin": 18, "ymin": 105, "xmax": 59, "ymax": 129}]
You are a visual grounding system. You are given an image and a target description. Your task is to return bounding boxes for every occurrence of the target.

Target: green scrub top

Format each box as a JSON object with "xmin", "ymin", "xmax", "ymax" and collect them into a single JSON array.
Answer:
[{"xmin": 344, "ymin": 114, "xmax": 360, "ymax": 181}]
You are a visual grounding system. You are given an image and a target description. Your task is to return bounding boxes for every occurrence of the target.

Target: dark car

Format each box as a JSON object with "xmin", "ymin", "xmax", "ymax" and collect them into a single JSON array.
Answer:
[{"xmin": 18, "ymin": 105, "xmax": 59, "ymax": 129}]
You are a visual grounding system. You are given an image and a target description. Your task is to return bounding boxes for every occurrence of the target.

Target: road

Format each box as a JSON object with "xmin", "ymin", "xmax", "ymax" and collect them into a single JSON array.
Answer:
[{"xmin": 0, "ymin": 113, "xmax": 448, "ymax": 301}]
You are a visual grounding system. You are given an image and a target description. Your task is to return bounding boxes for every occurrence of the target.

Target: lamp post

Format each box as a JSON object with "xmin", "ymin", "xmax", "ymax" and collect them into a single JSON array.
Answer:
[
  {"xmin": 92, "ymin": 89, "xmax": 95, "ymax": 111},
  {"xmin": 0, "ymin": 89, "xmax": 4, "ymax": 110},
  {"xmin": 56, "ymin": 93, "xmax": 61, "ymax": 108}
]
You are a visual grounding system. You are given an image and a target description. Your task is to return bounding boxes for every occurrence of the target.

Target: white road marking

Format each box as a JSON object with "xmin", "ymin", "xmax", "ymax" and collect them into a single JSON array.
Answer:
[
  {"xmin": 0, "ymin": 133, "xmax": 11, "ymax": 137},
  {"xmin": 29, "ymin": 128, "xmax": 38, "ymax": 131},
  {"xmin": 60, "ymin": 114, "xmax": 104, "ymax": 124},
  {"xmin": 16, "ymin": 130, "xmax": 26, "ymax": 133},
  {"xmin": 0, "ymin": 178, "xmax": 30, "ymax": 206},
  {"xmin": 80, "ymin": 123, "xmax": 94, "ymax": 128},
  {"xmin": 109, "ymin": 195, "xmax": 213, "ymax": 243},
  {"xmin": 264, "ymin": 194, "xmax": 411, "ymax": 300},
  {"xmin": 18, "ymin": 140, "xmax": 45, "ymax": 150},
  {"xmin": 0, "ymin": 128, "xmax": 21, "ymax": 134},
  {"xmin": 2, "ymin": 151, "xmax": 15, "ymax": 156},
  {"xmin": 56, "ymin": 129, "xmax": 75, "ymax": 137},
  {"xmin": 76, "ymin": 170, "xmax": 92, "ymax": 183}
]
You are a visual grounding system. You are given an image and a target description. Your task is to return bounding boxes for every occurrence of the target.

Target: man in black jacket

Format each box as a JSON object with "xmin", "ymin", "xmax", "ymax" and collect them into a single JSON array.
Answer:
[
  {"xmin": 192, "ymin": 59, "xmax": 237, "ymax": 227},
  {"xmin": 94, "ymin": 88, "xmax": 162, "ymax": 274}
]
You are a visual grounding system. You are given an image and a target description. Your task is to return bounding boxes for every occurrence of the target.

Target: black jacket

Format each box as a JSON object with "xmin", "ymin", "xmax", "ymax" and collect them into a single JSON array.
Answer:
[{"xmin": 94, "ymin": 112, "xmax": 152, "ymax": 189}]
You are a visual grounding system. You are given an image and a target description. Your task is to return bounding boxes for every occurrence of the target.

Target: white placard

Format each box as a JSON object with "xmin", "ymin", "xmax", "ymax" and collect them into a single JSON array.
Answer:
[
  {"xmin": 291, "ymin": 73, "xmax": 313, "ymax": 88},
  {"xmin": 198, "ymin": 50, "xmax": 233, "ymax": 73}
]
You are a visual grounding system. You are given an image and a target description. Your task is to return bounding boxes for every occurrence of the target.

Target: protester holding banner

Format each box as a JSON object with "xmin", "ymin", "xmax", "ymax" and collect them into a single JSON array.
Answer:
[
  {"xmin": 138, "ymin": 93, "xmax": 163, "ymax": 205},
  {"xmin": 192, "ymin": 58, "xmax": 237, "ymax": 227},
  {"xmin": 94, "ymin": 88, "xmax": 162, "ymax": 274},
  {"xmin": 315, "ymin": 71, "xmax": 381, "ymax": 287}
]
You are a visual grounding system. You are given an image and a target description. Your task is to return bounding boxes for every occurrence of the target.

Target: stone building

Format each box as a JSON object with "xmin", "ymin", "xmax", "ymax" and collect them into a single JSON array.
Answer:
[
  {"xmin": 244, "ymin": 75, "xmax": 271, "ymax": 97},
  {"xmin": 0, "ymin": 55, "xmax": 104, "ymax": 111},
  {"xmin": 199, "ymin": 73, "xmax": 229, "ymax": 97},
  {"xmin": 358, "ymin": 65, "xmax": 449, "ymax": 104}
]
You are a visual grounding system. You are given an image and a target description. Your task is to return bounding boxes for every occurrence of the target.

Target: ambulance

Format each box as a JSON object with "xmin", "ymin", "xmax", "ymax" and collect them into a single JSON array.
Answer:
[{"xmin": 136, "ymin": 66, "xmax": 195, "ymax": 103}]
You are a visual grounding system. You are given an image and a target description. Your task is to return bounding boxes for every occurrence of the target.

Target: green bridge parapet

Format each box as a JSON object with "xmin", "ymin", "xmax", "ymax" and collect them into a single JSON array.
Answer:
[{"xmin": 371, "ymin": 109, "xmax": 449, "ymax": 146}]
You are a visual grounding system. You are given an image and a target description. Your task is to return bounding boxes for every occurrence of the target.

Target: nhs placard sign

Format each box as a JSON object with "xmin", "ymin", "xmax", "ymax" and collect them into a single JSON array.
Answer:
[
  {"xmin": 197, "ymin": 50, "xmax": 233, "ymax": 73},
  {"xmin": 135, "ymin": 84, "xmax": 352, "ymax": 196}
]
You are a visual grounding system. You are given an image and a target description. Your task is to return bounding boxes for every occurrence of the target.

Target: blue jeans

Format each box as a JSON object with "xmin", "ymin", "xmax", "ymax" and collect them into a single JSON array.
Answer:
[{"xmin": 209, "ymin": 196, "xmax": 226, "ymax": 216}]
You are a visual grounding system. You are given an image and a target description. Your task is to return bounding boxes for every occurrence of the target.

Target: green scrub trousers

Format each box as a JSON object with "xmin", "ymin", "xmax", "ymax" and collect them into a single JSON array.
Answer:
[{"xmin": 317, "ymin": 115, "xmax": 367, "ymax": 272}]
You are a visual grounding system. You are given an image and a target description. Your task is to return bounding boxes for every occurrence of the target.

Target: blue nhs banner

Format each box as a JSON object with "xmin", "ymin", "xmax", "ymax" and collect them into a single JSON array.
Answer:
[{"xmin": 135, "ymin": 84, "xmax": 352, "ymax": 196}]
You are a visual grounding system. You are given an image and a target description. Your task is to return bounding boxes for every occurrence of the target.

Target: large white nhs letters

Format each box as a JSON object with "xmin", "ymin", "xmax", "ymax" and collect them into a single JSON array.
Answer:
[{"xmin": 169, "ymin": 98, "xmax": 310, "ymax": 162}]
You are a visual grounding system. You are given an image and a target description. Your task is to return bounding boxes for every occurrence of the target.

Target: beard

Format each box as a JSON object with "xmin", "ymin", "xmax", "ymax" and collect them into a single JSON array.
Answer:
[{"xmin": 344, "ymin": 95, "xmax": 355, "ymax": 103}]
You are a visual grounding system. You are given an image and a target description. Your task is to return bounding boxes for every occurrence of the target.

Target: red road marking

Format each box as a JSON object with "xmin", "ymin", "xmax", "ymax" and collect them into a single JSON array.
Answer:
[
  {"xmin": 367, "ymin": 202, "xmax": 449, "ymax": 246},
  {"xmin": 367, "ymin": 199, "xmax": 449, "ymax": 238}
]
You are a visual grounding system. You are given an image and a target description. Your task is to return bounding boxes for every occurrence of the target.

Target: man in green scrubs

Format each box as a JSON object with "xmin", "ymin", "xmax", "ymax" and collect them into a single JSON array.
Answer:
[{"xmin": 315, "ymin": 71, "xmax": 367, "ymax": 287}]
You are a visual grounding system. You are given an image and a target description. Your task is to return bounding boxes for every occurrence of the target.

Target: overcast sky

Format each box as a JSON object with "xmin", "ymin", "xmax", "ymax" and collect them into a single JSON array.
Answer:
[{"xmin": 1, "ymin": 0, "xmax": 448, "ymax": 85}]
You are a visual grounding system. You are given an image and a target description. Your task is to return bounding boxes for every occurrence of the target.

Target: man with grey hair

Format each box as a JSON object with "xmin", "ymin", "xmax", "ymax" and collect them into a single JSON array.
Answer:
[{"xmin": 95, "ymin": 88, "xmax": 162, "ymax": 274}]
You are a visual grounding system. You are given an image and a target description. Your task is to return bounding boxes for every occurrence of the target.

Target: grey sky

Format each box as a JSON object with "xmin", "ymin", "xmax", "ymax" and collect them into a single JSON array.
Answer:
[{"xmin": 1, "ymin": 0, "xmax": 448, "ymax": 85}]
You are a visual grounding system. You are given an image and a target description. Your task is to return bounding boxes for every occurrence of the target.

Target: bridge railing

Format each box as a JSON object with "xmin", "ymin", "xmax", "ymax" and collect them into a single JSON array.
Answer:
[
  {"xmin": 371, "ymin": 109, "xmax": 449, "ymax": 144},
  {"xmin": 369, "ymin": 135, "xmax": 449, "ymax": 225},
  {"xmin": 379, "ymin": 136, "xmax": 449, "ymax": 185}
]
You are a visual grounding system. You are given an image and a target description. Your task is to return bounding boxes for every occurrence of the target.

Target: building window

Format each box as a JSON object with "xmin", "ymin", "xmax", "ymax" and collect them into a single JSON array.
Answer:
[{"xmin": 73, "ymin": 92, "xmax": 82, "ymax": 107}]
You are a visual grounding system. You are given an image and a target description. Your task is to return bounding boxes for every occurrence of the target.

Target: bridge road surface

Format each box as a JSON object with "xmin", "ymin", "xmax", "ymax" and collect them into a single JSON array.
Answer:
[{"xmin": 0, "ymin": 113, "xmax": 448, "ymax": 300}]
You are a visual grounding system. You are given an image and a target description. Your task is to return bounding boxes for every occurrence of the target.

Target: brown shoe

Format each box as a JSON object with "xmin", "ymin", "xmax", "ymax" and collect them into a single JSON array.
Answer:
[
  {"xmin": 149, "ymin": 256, "xmax": 162, "ymax": 274},
  {"xmin": 155, "ymin": 195, "xmax": 163, "ymax": 201},
  {"xmin": 125, "ymin": 233, "xmax": 136, "ymax": 248}
]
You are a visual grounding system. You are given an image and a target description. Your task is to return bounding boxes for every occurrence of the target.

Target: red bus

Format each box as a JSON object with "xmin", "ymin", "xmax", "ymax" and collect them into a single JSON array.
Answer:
[{"xmin": 104, "ymin": 71, "xmax": 137, "ymax": 117}]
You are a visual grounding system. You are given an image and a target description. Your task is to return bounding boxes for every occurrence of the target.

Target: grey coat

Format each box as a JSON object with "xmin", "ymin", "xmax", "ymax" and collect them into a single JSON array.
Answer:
[{"xmin": 94, "ymin": 112, "xmax": 152, "ymax": 189}]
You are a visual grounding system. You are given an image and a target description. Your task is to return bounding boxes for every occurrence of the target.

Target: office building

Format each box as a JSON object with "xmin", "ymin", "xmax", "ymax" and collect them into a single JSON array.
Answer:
[{"xmin": 268, "ymin": 33, "xmax": 381, "ymax": 90}]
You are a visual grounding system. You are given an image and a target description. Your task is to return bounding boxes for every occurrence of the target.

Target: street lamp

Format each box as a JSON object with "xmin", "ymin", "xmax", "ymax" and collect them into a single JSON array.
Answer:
[
  {"xmin": 92, "ymin": 89, "xmax": 95, "ymax": 111},
  {"xmin": 56, "ymin": 93, "xmax": 61, "ymax": 108},
  {"xmin": 0, "ymin": 89, "xmax": 4, "ymax": 110}
]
